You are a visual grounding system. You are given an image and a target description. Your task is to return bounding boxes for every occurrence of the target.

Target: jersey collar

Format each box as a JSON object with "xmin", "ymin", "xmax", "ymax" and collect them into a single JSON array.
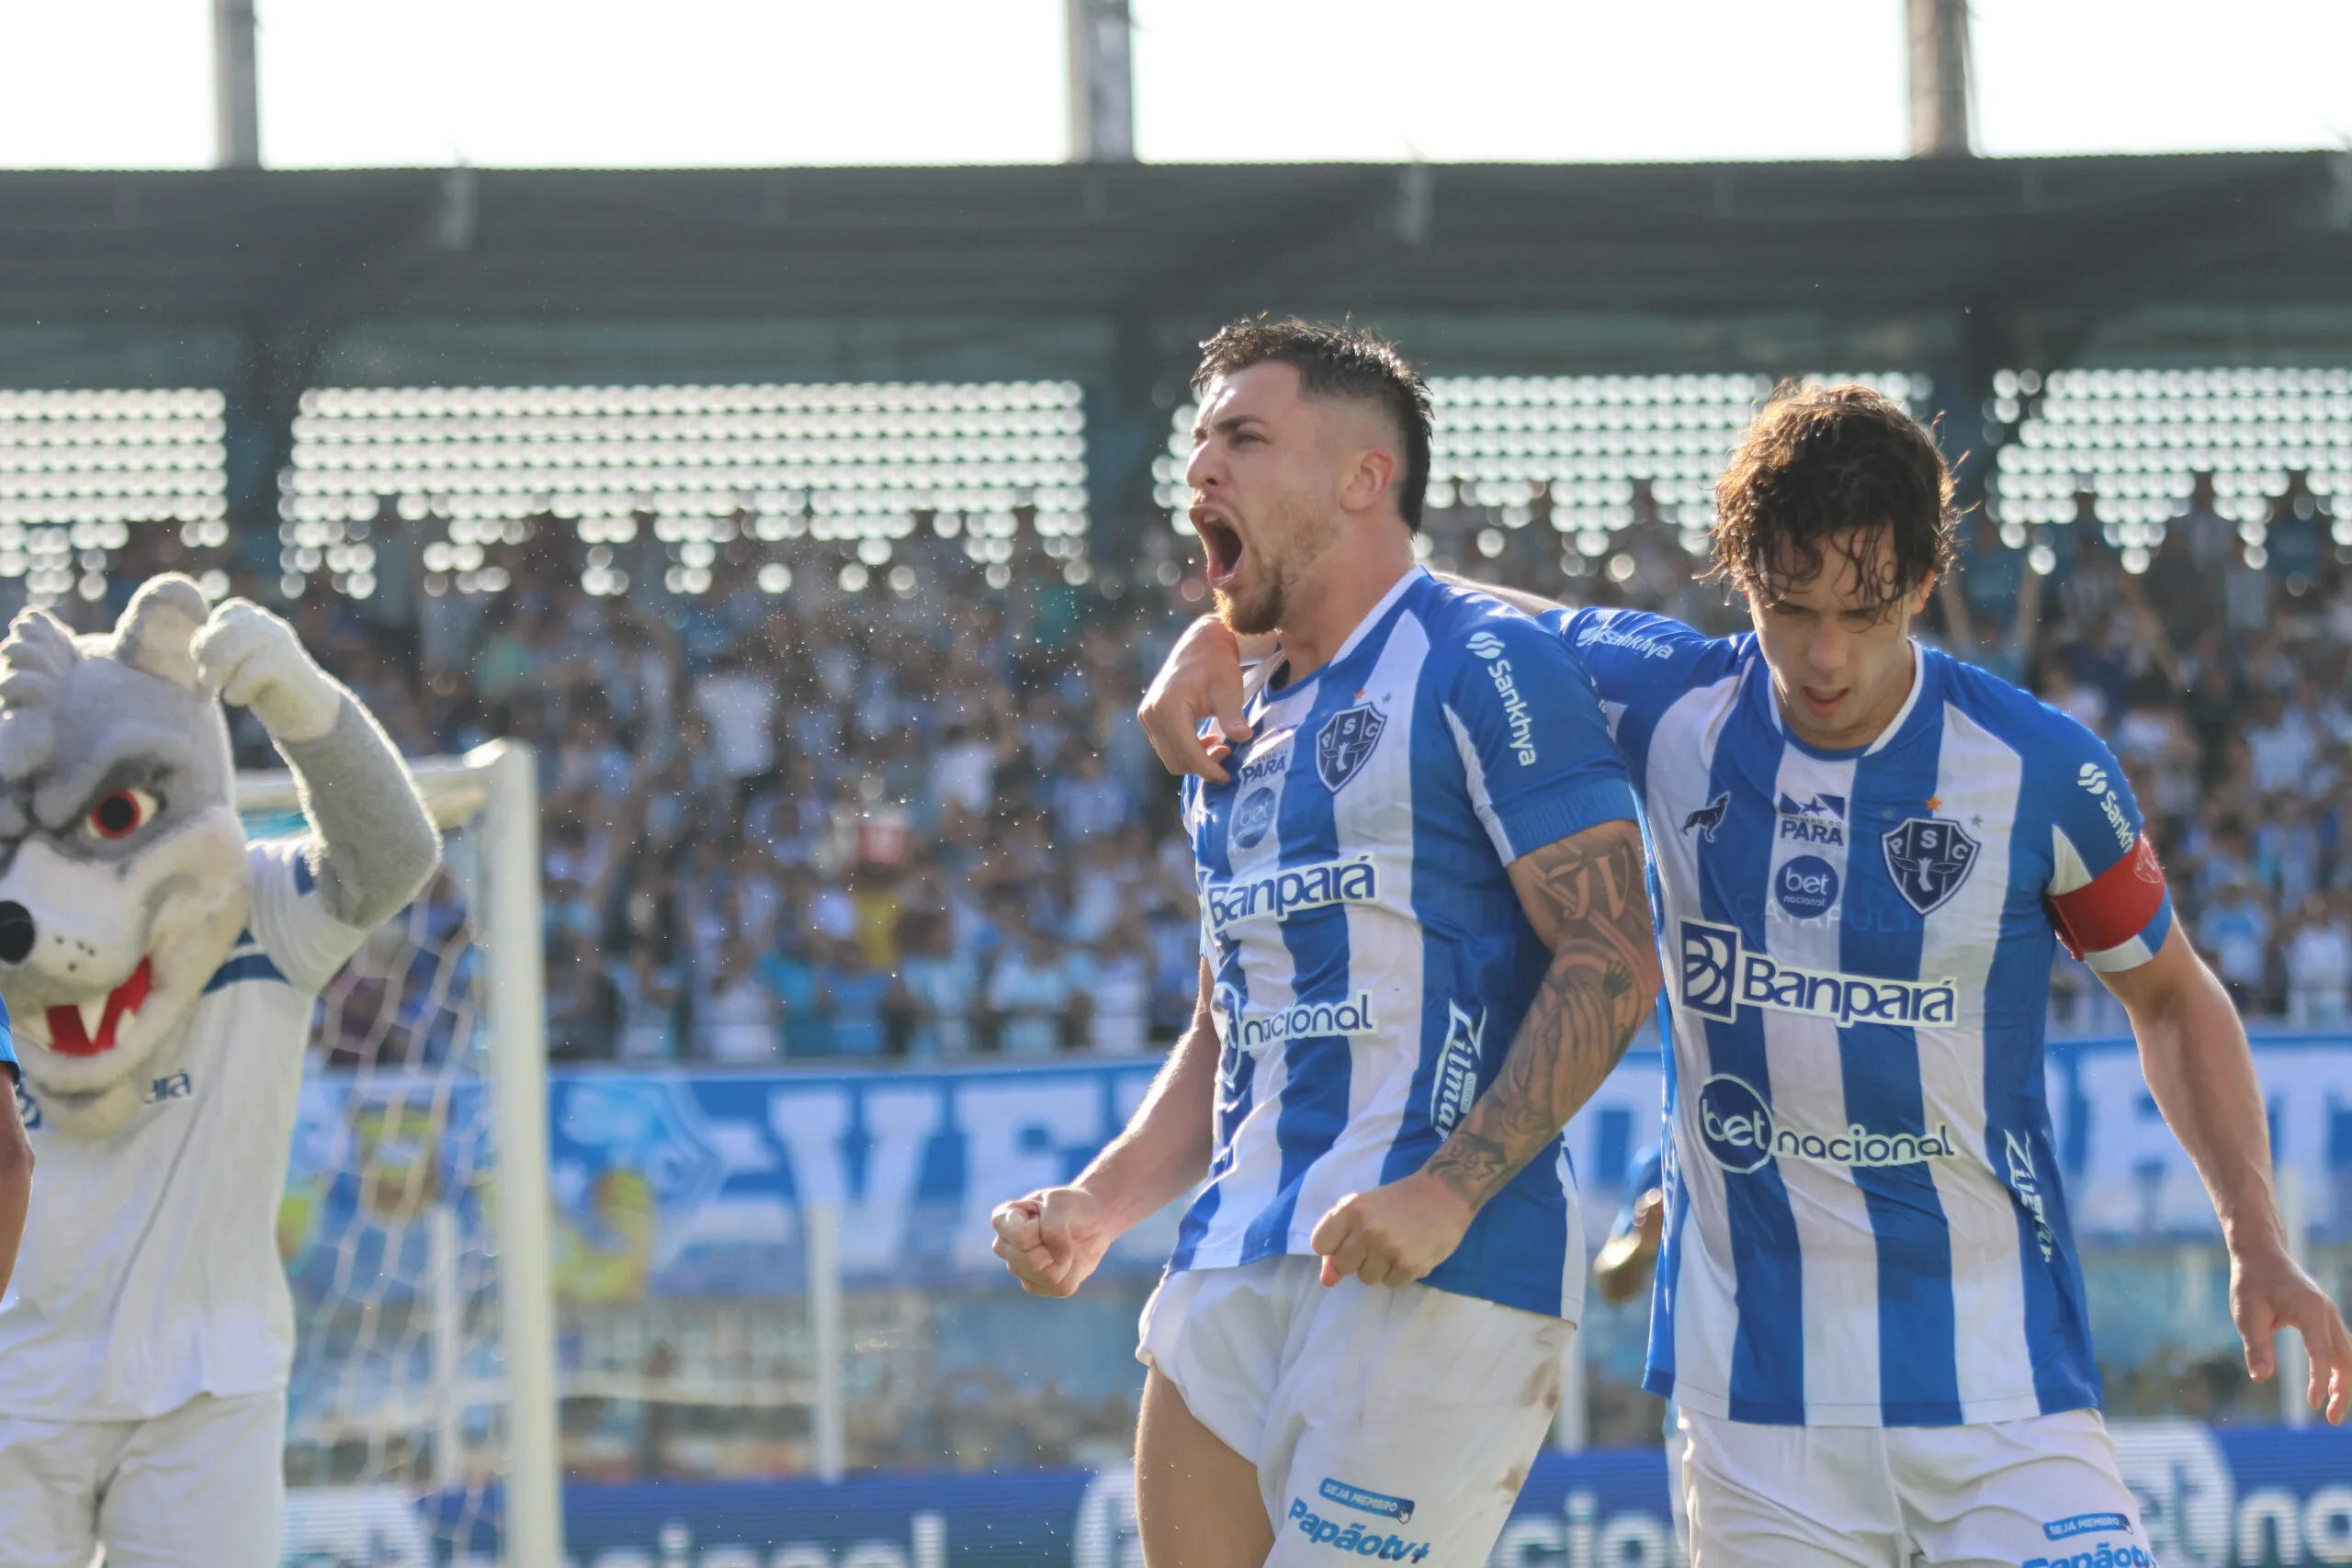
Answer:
[
  {"xmin": 1758, "ymin": 637, "xmax": 1936, "ymax": 760},
  {"xmin": 1259, "ymin": 565, "xmax": 1428, "ymax": 700}
]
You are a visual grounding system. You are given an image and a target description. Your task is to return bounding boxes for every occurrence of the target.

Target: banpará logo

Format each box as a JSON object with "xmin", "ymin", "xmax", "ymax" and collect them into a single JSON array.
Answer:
[
  {"xmin": 1205, "ymin": 855, "xmax": 1379, "ymax": 933},
  {"xmin": 1678, "ymin": 919, "xmax": 1959, "ymax": 1027},
  {"xmin": 1286, "ymin": 1499, "xmax": 1429, "ymax": 1562},
  {"xmin": 1467, "ymin": 630, "xmax": 1506, "ymax": 660},
  {"xmin": 1698, "ymin": 1073, "xmax": 1959, "ymax": 1176},
  {"xmin": 1221, "ymin": 993, "xmax": 1378, "ymax": 1054},
  {"xmin": 1573, "ymin": 618, "xmax": 1677, "ymax": 660}
]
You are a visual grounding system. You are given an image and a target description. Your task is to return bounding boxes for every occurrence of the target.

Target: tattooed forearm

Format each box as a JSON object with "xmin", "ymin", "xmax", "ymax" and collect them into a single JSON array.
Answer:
[{"xmin": 1422, "ymin": 818, "xmax": 1660, "ymax": 1211}]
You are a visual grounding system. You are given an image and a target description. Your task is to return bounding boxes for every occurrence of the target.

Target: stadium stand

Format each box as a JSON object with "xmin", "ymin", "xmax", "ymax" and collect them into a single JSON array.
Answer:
[
  {"xmin": 6, "ymin": 370, "xmax": 2349, "ymax": 1481},
  {"xmin": 0, "ymin": 389, "xmax": 230, "ymax": 607}
]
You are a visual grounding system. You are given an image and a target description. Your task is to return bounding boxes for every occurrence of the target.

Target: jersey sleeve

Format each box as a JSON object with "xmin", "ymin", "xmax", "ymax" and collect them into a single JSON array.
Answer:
[
  {"xmin": 2041, "ymin": 728, "xmax": 2174, "ymax": 973},
  {"xmin": 1441, "ymin": 608, "xmax": 1639, "ymax": 865},
  {"xmin": 0, "ymin": 995, "xmax": 15, "ymax": 1084},
  {"xmin": 1536, "ymin": 606, "xmax": 1735, "ymax": 711},
  {"xmin": 246, "ymin": 839, "xmax": 375, "ymax": 997}
]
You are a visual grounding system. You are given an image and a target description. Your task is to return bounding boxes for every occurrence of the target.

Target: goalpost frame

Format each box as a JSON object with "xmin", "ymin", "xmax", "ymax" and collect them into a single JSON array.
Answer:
[{"xmin": 239, "ymin": 739, "xmax": 564, "ymax": 1567}]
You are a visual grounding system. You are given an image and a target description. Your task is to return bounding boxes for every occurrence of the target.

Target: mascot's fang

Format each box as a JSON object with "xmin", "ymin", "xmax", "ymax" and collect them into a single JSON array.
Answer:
[{"xmin": 44, "ymin": 958, "xmax": 152, "ymax": 1056}]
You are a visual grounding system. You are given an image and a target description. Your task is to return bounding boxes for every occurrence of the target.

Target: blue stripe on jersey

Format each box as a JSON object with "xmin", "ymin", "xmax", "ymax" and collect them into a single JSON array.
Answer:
[
  {"xmin": 1242, "ymin": 677, "xmax": 1356, "ymax": 1258},
  {"xmin": 1647, "ymin": 1015, "xmax": 1685, "ymax": 1390},
  {"xmin": 1836, "ymin": 702, "xmax": 1962, "ymax": 1426},
  {"xmin": 202, "ymin": 952, "xmax": 288, "ymax": 993},
  {"xmin": 292, "ymin": 851, "xmax": 314, "ymax": 897},
  {"xmin": 1169, "ymin": 773, "xmax": 1245, "ymax": 1274},
  {"xmin": 1699, "ymin": 677, "xmax": 1808, "ymax": 1421},
  {"xmin": 1989, "ymin": 746, "xmax": 2102, "ymax": 1415}
]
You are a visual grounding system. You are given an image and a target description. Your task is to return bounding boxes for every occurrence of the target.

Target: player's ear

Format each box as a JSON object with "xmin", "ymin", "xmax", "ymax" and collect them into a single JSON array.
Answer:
[{"xmin": 1341, "ymin": 443, "xmax": 1398, "ymax": 519}]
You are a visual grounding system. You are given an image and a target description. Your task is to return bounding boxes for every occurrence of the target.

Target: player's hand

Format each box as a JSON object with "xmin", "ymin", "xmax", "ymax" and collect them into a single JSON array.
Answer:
[
  {"xmin": 1308, "ymin": 1172, "xmax": 1475, "ymax": 1289},
  {"xmin": 2229, "ymin": 1241, "xmax": 2352, "ymax": 1424},
  {"xmin": 1137, "ymin": 615, "xmax": 1251, "ymax": 784},
  {"xmin": 193, "ymin": 599, "xmax": 343, "ymax": 744},
  {"xmin": 989, "ymin": 1186, "xmax": 1113, "ymax": 1298},
  {"xmin": 1592, "ymin": 1190, "xmax": 1665, "ymax": 1307}
]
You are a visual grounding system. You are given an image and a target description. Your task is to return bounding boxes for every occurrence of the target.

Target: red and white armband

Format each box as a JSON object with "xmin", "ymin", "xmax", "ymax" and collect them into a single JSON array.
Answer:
[{"xmin": 2047, "ymin": 832, "xmax": 2171, "ymax": 972}]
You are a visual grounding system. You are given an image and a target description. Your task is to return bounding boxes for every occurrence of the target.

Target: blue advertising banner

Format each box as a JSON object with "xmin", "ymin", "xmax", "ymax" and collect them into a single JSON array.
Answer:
[
  {"xmin": 280, "ymin": 1421, "xmax": 2352, "ymax": 1567},
  {"xmin": 279, "ymin": 1036, "xmax": 2352, "ymax": 1304}
]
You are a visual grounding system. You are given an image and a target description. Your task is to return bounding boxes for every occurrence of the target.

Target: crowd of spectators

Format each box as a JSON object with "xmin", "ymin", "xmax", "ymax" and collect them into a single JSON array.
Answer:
[
  {"xmin": 56, "ymin": 457, "xmax": 2352, "ymax": 1061},
  {"xmin": 182, "ymin": 525, "xmax": 1207, "ymax": 1067}
]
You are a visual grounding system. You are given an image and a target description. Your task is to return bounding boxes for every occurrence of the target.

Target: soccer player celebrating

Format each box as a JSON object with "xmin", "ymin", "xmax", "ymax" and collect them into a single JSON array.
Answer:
[
  {"xmin": 991, "ymin": 321, "xmax": 1660, "ymax": 1567},
  {"xmin": 1140, "ymin": 381, "xmax": 2352, "ymax": 1563}
]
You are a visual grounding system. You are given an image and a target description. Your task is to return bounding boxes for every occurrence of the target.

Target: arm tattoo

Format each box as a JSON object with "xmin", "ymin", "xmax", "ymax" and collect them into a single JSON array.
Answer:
[{"xmin": 1422, "ymin": 819, "xmax": 1660, "ymax": 1211}]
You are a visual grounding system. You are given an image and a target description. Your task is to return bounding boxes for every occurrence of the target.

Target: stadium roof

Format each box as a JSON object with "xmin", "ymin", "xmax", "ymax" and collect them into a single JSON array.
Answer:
[{"xmin": 5, "ymin": 151, "xmax": 2349, "ymax": 379}]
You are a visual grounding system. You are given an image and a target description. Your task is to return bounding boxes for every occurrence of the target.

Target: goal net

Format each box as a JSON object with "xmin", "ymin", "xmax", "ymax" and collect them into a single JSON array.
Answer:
[{"xmin": 241, "ymin": 742, "xmax": 562, "ymax": 1568}]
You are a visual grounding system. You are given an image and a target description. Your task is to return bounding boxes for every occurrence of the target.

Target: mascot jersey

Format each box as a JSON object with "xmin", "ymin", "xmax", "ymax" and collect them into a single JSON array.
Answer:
[{"xmin": 0, "ymin": 840, "xmax": 366, "ymax": 1421}]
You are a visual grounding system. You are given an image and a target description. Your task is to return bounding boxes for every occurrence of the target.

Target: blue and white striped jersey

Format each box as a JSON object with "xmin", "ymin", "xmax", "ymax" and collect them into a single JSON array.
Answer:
[
  {"xmin": 1172, "ymin": 569, "xmax": 1639, "ymax": 1319},
  {"xmin": 1544, "ymin": 606, "xmax": 2172, "ymax": 1426}
]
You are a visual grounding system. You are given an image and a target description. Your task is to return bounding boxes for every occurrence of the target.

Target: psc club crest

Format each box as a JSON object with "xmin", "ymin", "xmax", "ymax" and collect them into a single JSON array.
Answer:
[
  {"xmin": 1315, "ymin": 702, "xmax": 1387, "ymax": 793},
  {"xmin": 1882, "ymin": 816, "xmax": 1980, "ymax": 915}
]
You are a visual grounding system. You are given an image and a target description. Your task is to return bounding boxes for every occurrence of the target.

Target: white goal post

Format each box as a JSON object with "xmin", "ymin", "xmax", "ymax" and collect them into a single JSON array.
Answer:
[{"xmin": 239, "ymin": 740, "xmax": 563, "ymax": 1568}]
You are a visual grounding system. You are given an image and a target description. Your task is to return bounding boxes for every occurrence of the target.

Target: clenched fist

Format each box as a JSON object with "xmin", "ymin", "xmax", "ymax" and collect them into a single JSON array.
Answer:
[{"xmin": 990, "ymin": 1186, "xmax": 1114, "ymax": 1298}]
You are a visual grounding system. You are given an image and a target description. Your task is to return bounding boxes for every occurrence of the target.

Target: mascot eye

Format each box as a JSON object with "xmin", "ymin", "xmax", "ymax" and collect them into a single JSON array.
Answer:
[{"xmin": 88, "ymin": 788, "xmax": 159, "ymax": 841}]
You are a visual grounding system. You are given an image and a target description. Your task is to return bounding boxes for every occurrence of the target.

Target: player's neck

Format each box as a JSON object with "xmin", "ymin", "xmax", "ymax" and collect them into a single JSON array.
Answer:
[
  {"xmin": 1272, "ymin": 531, "xmax": 1419, "ymax": 683},
  {"xmin": 1777, "ymin": 641, "xmax": 1920, "ymax": 751}
]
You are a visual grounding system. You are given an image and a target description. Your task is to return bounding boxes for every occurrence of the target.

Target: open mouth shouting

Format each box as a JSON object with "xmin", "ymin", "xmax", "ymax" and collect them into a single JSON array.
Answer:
[
  {"xmin": 1192, "ymin": 503, "xmax": 1247, "ymax": 591},
  {"xmin": 45, "ymin": 958, "xmax": 153, "ymax": 1056}
]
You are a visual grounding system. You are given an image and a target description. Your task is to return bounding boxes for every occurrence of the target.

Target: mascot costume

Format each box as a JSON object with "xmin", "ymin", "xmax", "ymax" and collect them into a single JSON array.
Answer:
[{"xmin": 0, "ymin": 574, "xmax": 439, "ymax": 1568}]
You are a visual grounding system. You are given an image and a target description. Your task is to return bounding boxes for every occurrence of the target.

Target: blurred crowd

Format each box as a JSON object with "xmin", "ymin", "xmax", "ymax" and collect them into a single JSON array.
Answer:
[
  {"xmin": 198, "ymin": 527, "xmax": 1206, "ymax": 1066},
  {"xmin": 53, "ymin": 456, "xmax": 2346, "ymax": 1062},
  {"xmin": 1521, "ymin": 468, "xmax": 2352, "ymax": 1034}
]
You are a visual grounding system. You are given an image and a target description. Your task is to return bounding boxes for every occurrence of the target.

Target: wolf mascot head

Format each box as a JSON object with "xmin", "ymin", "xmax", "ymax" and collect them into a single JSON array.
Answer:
[{"xmin": 0, "ymin": 577, "xmax": 252, "ymax": 1137}]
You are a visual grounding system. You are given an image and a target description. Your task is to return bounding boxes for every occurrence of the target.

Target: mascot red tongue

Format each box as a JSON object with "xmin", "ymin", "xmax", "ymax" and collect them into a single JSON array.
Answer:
[
  {"xmin": 44, "ymin": 958, "xmax": 152, "ymax": 1056},
  {"xmin": 0, "ymin": 575, "xmax": 439, "ymax": 1568}
]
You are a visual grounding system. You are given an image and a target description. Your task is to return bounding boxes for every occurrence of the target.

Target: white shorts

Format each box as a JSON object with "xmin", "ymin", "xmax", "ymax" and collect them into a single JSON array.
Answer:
[
  {"xmin": 1679, "ymin": 1406, "xmax": 2153, "ymax": 1568},
  {"xmin": 1139, "ymin": 1256, "xmax": 1573, "ymax": 1567},
  {"xmin": 0, "ymin": 1391, "xmax": 286, "ymax": 1568}
]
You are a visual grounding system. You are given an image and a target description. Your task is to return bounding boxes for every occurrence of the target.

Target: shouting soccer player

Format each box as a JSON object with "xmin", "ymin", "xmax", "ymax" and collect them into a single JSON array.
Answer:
[
  {"xmin": 1141, "ymin": 380, "xmax": 2352, "ymax": 1564},
  {"xmin": 991, "ymin": 320, "xmax": 1659, "ymax": 1567}
]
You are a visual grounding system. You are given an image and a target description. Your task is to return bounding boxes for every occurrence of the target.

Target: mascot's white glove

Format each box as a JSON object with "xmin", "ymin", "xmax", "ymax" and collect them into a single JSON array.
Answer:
[{"xmin": 189, "ymin": 600, "xmax": 345, "ymax": 745}]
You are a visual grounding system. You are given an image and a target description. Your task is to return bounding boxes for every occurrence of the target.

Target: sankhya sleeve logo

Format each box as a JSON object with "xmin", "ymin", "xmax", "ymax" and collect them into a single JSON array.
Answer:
[{"xmin": 1466, "ymin": 630, "xmax": 1505, "ymax": 660}]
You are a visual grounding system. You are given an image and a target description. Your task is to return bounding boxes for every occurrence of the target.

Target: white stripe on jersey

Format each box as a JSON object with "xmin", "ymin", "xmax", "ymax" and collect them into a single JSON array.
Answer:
[
  {"xmin": 1762, "ymin": 743, "xmax": 1883, "ymax": 1422},
  {"xmin": 1919, "ymin": 703, "xmax": 2037, "ymax": 1422},
  {"xmin": 1288, "ymin": 617, "xmax": 1430, "ymax": 1241},
  {"xmin": 1190, "ymin": 670, "xmax": 1316, "ymax": 1269},
  {"xmin": 1645, "ymin": 670, "xmax": 1747, "ymax": 1415}
]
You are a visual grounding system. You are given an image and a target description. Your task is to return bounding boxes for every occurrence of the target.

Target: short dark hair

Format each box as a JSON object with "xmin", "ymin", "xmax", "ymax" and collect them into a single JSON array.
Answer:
[
  {"xmin": 1711, "ymin": 380, "xmax": 1956, "ymax": 610},
  {"xmin": 1193, "ymin": 316, "xmax": 1433, "ymax": 529}
]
